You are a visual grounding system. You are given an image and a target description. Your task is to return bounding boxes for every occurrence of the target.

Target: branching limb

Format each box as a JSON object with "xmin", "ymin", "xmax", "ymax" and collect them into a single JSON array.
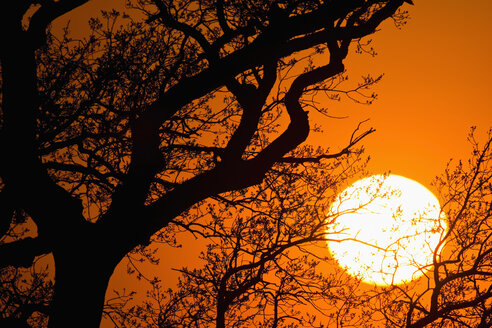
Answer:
[
  {"xmin": 280, "ymin": 122, "xmax": 375, "ymax": 163},
  {"xmin": 0, "ymin": 237, "xmax": 50, "ymax": 269}
]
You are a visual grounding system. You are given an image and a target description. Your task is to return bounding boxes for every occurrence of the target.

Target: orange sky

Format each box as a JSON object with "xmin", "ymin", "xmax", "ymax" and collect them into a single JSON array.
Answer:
[
  {"xmin": 52, "ymin": 1, "xmax": 491, "ymax": 326},
  {"xmin": 315, "ymin": 0, "xmax": 492, "ymax": 188}
]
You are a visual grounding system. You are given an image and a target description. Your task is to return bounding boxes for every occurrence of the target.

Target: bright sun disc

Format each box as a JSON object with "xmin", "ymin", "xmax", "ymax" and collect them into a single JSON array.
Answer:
[{"xmin": 326, "ymin": 174, "xmax": 447, "ymax": 286}]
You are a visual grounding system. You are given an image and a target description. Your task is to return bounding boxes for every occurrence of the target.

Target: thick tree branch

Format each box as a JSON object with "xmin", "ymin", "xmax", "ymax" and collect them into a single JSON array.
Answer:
[
  {"xmin": 216, "ymin": 0, "xmax": 232, "ymax": 35},
  {"xmin": 143, "ymin": 58, "xmax": 345, "ymax": 245},
  {"xmin": 28, "ymin": 0, "xmax": 90, "ymax": 46},
  {"xmin": 0, "ymin": 237, "xmax": 50, "ymax": 269},
  {"xmin": 100, "ymin": 109, "xmax": 166, "ymax": 232},
  {"xmin": 143, "ymin": 0, "xmax": 407, "ymax": 127},
  {"xmin": 222, "ymin": 60, "xmax": 278, "ymax": 163},
  {"xmin": 248, "ymin": 59, "xmax": 345, "ymax": 171}
]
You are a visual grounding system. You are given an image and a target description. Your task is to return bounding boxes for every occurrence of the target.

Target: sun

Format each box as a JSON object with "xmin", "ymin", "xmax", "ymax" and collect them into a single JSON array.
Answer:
[{"xmin": 326, "ymin": 174, "xmax": 447, "ymax": 286}]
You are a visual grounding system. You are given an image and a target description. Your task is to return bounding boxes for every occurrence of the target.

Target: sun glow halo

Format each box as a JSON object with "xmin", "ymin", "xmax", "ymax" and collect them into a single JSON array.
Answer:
[{"xmin": 326, "ymin": 174, "xmax": 447, "ymax": 286}]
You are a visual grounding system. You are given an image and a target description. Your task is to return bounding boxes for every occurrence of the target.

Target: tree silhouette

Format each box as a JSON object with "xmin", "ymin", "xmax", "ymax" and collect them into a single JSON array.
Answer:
[
  {"xmin": 102, "ymin": 144, "xmax": 370, "ymax": 328},
  {"xmin": 102, "ymin": 129, "xmax": 492, "ymax": 328},
  {"xmin": 363, "ymin": 128, "xmax": 492, "ymax": 328},
  {"xmin": 0, "ymin": 1, "xmax": 411, "ymax": 327}
]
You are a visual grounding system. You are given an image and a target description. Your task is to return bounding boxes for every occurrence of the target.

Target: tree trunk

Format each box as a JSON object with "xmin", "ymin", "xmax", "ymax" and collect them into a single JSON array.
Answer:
[
  {"xmin": 216, "ymin": 299, "xmax": 228, "ymax": 328},
  {"xmin": 48, "ymin": 247, "xmax": 118, "ymax": 328}
]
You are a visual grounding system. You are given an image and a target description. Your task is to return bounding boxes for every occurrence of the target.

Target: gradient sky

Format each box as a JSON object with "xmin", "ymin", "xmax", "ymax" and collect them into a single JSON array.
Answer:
[{"xmin": 52, "ymin": 1, "xmax": 491, "ymax": 326}]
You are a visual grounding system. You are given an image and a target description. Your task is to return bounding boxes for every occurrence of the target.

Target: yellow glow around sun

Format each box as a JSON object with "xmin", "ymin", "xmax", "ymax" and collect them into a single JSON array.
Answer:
[{"xmin": 326, "ymin": 174, "xmax": 447, "ymax": 286}]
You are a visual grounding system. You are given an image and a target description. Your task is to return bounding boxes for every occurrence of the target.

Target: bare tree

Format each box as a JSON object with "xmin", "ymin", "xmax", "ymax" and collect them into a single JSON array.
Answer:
[
  {"xmin": 0, "ymin": 1, "xmax": 411, "ymax": 327},
  {"xmin": 377, "ymin": 128, "xmax": 492, "ymax": 328},
  {"xmin": 321, "ymin": 128, "xmax": 491, "ymax": 328},
  {"xmin": 122, "ymin": 129, "xmax": 491, "ymax": 328},
  {"xmin": 103, "ymin": 140, "xmax": 370, "ymax": 328}
]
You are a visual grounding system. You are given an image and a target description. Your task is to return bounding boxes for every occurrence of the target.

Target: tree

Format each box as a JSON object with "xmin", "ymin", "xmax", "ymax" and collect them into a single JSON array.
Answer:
[
  {"xmin": 364, "ymin": 128, "xmax": 492, "ymax": 328},
  {"xmin": 0, "ymin": 1, "xmax": 411, "ymax": 327},
  {"xmin": 104, "ymin": 129, "xmax": 492, "ymax": 328},
  {"xmin": 102, "ymin": 137, "xmax": 371, "ymax": 328}
]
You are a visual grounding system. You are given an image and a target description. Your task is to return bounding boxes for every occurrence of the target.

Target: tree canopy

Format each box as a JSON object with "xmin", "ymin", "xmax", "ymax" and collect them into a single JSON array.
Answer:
[{"xmin": 0, "ymin": 1, "xmax": 454, "ymax": 327}]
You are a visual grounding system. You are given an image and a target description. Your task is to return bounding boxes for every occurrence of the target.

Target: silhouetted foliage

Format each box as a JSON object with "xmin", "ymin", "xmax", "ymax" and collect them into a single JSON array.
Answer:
[
  {"xmin": 302, "ymin": 128, "xmax": 491, "ymax": 328},
  {"xmin": 365, "ymin": 128, "xmax": 492, "ymax": 328},
  {"xmin": 0, "ymin": 1, "xmax": 412, "ymax": 327},
  {"xmin": 104, "ymin": 129, "xmax": 492, "ymax": 328},
  {"xmin": 103, "ymin": 144, "xmax": 370, "ymax": 328}
]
